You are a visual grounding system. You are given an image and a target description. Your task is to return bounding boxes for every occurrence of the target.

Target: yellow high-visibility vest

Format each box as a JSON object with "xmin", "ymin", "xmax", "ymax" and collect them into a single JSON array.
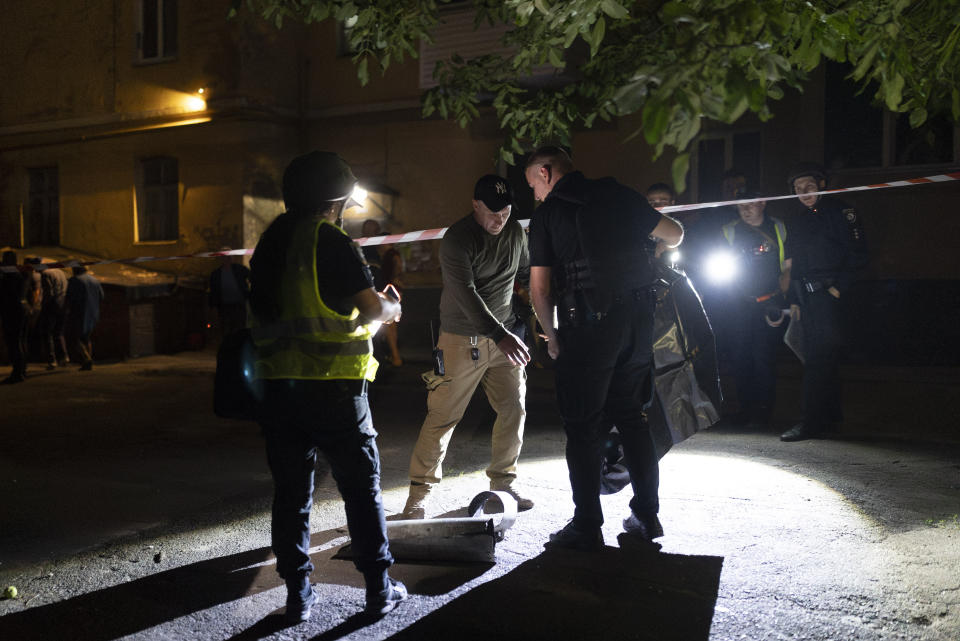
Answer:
[
  {"xmin": 722, "ymin": 216, "xmax": 787, "ymax": 269},
  {"xmin": 250, "ymin": 216, "xmax": 378, "ymax": 381}
]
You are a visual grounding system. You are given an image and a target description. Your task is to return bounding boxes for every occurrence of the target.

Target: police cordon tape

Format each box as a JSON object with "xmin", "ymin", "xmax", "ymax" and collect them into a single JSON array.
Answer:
[{"xmin": 3, "ymin": 169, "xmax": 958, "ymax": 274}]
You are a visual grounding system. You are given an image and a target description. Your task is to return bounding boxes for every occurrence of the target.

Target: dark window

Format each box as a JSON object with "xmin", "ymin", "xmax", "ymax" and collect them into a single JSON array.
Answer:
[
  {"xmin": 28, "ymin": 167, "xmax": 59, "ymax": 246},
  {"xmin": 824, "ymin": 62, "xmax": 884, "ymax": 169},
  {"xmin": 138, "ymin": 157, "xmax": 178, "ymax": 242},
  {"xmin": 139, "ymin": 0, "xmax": 177, "ymax": 61},
  {"xmin": 696, "ymin": 138, "xmax": 725, "ymax": 203},
  {"xmin": 824, "ymin": 62, "xmax": 953, "ymax": 169},
  {"xmin": 732, "ymin": 131, "xmax": 761, "ymax": 189},
  {"xmin": 894, "ymin": 113, "xmax": 954, "ymax": 166}
]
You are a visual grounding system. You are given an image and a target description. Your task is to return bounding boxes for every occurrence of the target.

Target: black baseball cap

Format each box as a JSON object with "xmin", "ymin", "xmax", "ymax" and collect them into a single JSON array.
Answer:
[{"xmin": 473, "ymin": 174, "xmax": 513, "ymax": 212}]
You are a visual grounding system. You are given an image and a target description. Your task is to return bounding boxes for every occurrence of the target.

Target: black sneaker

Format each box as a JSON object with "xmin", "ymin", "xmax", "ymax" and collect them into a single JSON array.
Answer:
[
  {"xmin": 619, "ymin": 512, "xmax": 664, "ymax": 551},
  {"xmin": 285, "ymin": 585, "xmax": 319, "ymax": 624},
  {"xmin": 366, "ymin": 578, "xmax": 408, "ymax": 617},
  {"xmin": 544, "ymin": 521, "xmax": 603, "ymax": 551},
  {"xmin": 780, "ymin": 423, "xmax": 821, "ymax": 442},
  {"xmin": 622, "ymin": 512, "xmax": 664, "ymax": 539}
]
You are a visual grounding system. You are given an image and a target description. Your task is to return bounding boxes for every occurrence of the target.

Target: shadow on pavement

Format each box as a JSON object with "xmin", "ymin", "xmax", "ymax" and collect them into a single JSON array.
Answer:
[
  {"xmin": 388, "ymin": 546, "xmax": 724, "ymax": 641},
  {"xmin": 0, "ymin": 528, "xmax": 350, "ymax": 640}
]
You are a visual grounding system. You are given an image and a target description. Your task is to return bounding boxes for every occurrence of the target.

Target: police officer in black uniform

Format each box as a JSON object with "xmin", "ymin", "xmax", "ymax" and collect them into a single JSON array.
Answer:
[
  {"xmin": 526, "ymin": 146, "xmax": 683, "ymax": 549},
  {"xmin": 780, "ymin": 162, "xmax": 868, "ymax": 442}
]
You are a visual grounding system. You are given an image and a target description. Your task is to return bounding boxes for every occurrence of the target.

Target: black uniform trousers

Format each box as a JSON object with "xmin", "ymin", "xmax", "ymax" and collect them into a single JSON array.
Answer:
[
  {"xmin": 799, "ymin": 290, "xmax": 844, "ymax": 429},
  {"xmin": 2, "ymin": 313, "xmax": 27, "ymax": 378},
  {"xmin": 258, "ymin": 378, "xmax": 393, "ymax": 591},
  {"xmin": 555, "ymin": 294, "xmax": 659, "ymax": 530},
  {"xmin": 731, "ymin": 300, "xmax": 784, "ymax": 422}
]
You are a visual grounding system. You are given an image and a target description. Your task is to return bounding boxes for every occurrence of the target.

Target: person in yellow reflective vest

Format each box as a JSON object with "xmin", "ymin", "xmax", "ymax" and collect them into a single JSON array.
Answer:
[
  {"xmin": 720, "ymin": 191, "xmax": 788, "ymax": 430},
  {"xmin": 248, "ymin": 151, "xmax": 406, "ymax": 622}
]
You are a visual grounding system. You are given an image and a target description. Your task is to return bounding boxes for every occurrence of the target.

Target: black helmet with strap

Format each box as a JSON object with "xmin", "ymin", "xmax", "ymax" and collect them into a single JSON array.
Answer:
[{"xmin": 283, "ymin": 151, "xmax": 357, "ymax": 214}]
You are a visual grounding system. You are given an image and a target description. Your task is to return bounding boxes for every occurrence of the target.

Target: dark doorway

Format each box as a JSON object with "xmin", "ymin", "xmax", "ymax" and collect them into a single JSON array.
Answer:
[{"xmin": 28, "ymin": 166, "xmax": 59, "ymax": 246}]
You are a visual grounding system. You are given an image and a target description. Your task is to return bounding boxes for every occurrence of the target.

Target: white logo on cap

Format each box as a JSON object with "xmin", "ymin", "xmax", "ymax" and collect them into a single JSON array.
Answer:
[{"xmin": 495, "ymin": 181, "xmax": 507, "ymax": 195}]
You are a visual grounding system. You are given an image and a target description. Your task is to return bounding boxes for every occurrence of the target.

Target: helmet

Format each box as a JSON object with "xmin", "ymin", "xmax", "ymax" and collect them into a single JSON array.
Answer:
[
  {"xmin": 786, "ymin": 162, "xmax": 827, "ymax": 191},
  {"xmin": 282, "ymin": 151, "xmax": 357, "ymax": 212}
]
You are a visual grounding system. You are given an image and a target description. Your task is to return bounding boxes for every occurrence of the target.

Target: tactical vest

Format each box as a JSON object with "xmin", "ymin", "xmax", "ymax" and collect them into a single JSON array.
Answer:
[
  {"xmin": 722, "ymin": 217, "xmax": 787, "ymax": 268},
  {"xmin": 570, "ymin": 177, "xmax": 655, "ymax": 314},
  {"xmin": 250, "ymin": 216, "xmax": 378, "ymax": 381}
]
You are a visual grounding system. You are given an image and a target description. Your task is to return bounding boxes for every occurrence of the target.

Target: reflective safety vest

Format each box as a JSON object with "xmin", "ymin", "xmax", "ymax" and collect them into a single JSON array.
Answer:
[
  {"xmin": 250, "ymin": 216, "xmax": 378, "ymax": 381},
  {"xmin": 722, "ymin": 216, "xmax": 787, "ymax": 269}
]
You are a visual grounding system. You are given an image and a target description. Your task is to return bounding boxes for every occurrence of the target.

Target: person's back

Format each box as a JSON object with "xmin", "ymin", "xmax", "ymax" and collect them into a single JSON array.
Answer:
[
  {"xmin": 526, "ymin": 145, "xmax": 683, "ymax": 551},
  {"xmin": 68, "ymin": 270, "xmax": 104, "ymax": 334},
  {"xmin": 41, "ymin": 268, "xmax": 68, "ymax": 302},
  {"xmin": 248, "ymin": 151, "xmax": 406, "ymax": 623}
]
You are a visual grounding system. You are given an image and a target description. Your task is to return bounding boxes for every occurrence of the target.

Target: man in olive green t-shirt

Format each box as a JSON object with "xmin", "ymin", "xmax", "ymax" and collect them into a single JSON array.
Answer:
[{"xmin": 402, "ymin": 175, "xmax": 533, "ymax": 518}]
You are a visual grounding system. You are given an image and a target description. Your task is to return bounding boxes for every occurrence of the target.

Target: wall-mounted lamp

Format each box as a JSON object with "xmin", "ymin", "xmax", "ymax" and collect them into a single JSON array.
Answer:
[
  {"xmin": 343, "ymin": 182, "xmax": 399, "ymax": 238},
  {"xmin": 350, "ymin": 185, "xmax": 369, "ymax": 208}
]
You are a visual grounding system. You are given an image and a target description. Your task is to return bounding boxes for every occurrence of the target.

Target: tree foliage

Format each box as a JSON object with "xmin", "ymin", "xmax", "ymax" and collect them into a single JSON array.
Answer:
[{"xmin": 233, "ymin": 0, "xmax": 960, "ymax": 188}]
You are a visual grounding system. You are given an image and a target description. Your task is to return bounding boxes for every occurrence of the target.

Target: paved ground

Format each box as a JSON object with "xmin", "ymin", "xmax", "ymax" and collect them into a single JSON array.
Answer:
[{"xmin": 0, "ymin": 349, "xmax": 958, "ymax": 640}]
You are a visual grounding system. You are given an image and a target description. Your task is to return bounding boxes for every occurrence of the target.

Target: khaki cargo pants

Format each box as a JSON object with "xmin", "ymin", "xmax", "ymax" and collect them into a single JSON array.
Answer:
[{"xmin": 408, "ymin": 331, "xmax": 527, "ymax": 486}]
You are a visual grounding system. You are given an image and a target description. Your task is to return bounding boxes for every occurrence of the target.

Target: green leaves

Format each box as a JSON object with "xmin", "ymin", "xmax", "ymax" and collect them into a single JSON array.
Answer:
[
  {"xmin": 884, "ymin": 72, "xmax": 905, "ymax": 112},
  {"xmin": 235, "ymin": 0, "xmax": 960, "ymax": 181},
  {"xmin": 600, "ymin": 0, "xmax": 628, "ymax": 20}
]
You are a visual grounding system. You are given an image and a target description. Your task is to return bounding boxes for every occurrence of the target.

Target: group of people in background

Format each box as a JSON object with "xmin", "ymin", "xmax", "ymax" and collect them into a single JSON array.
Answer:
[
  {"xmin": 643, "ymin": 162, "xmax": 867, "ymax": 443},
  {"xmin": 0, "ymin": 250, "xmax": 104, "ymax": 384}
]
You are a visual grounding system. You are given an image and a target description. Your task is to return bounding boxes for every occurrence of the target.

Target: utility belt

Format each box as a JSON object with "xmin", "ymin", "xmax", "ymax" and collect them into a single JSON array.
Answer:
[{"xmin": 558, "ymin": 287, "xmax": 654, "ymax": 328}]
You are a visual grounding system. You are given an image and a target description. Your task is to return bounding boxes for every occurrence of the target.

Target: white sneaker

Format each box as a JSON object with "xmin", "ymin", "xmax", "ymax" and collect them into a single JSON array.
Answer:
[
  {"xmin": 490, "ymin": 482, "xmax": 534, "ymax": 511},
  {"xmin": 401, "ymin": 482, "xmax": 431, "ymax": 519}
]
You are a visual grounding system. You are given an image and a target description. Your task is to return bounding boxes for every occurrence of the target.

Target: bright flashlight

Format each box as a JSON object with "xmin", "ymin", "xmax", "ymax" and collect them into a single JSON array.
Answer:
[
  {"xmin": 668, "ymin": 250, "xmax": 681, "ymax": 266},
  {"xmin": 704, "ymin": 250, "xmax": 739, "ymax": 284},
  {"xmin": 350, "ymin": 185, "xmax": 368, "ymax": 209}
]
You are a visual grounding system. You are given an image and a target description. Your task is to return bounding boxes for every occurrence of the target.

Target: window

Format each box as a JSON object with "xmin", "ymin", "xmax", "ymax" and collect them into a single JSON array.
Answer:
[
  {"xmin": 138, "ymin": 0, "xmax": 178, "ymax": 62},
  {"xmin": 418, "ymin": 5, "xmax": 515, "ymax": 89},
  {"xmin": 825, "ymin": 61, "xmax": 955, "ymax": 170},
  {"xmin": 137, "ymin": 157, "xmax": 178, "ymax": 242},
  {"xmin": 691, "ymin": 131, "xmax": 761, "ymax": 203},
  {"xmin": 28, "ymin": 167, "xmax": 59, "ymax": 246}
]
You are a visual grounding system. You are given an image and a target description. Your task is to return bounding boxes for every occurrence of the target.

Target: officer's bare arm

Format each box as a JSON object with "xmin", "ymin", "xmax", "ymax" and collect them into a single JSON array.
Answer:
[
  {"xmin": 650, "ymin": 215, "xmax": 683, "ymax": 248},
  {"xmin": 530, "ymin": 266, "xmax": 559, "ymax": 358},
  {"xmin": 353, "ymin": 288, "xmax": 402, "ymax": 323}
]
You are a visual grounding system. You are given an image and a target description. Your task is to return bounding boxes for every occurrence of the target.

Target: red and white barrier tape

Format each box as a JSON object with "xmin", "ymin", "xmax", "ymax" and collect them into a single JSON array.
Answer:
[
  {"xmin": 659, "ymin": 170, "xmax": 960, "ymax": 214},
  {"xmin": 3, "ymin": 169, "xmax": 957, "ymax": 274}
]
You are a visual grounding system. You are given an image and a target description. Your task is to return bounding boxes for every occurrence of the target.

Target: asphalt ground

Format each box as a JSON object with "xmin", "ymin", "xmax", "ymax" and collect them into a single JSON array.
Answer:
[{"xmin": 0, "ymin": 349, "xmax": 959, "ymax": 640}]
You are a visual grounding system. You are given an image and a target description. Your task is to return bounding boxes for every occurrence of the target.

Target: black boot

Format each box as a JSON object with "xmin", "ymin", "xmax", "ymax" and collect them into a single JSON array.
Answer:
[{"xmin": 285, "ymin": 574, "xmax": 318, "ymax": 624}]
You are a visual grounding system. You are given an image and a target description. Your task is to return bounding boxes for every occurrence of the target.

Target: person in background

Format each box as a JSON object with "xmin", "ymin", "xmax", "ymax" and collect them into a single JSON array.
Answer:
[
  {"xmin": 720, "ymin": 192, "xmax": 788, "ymax": 429},
  {"xmin": 779, "ymin": 163, "xmax": 868, "ymax": 442},
  {"xmin": 0, "ymin": 250, "xmax": 29, "ymax": 383},
  {"xmin": 380, "ymin": 246, "xmax": 405, "ymax": 366},
  {"xmin": 34, "ymin": 259, "xmax": 70, "ymax": 369},
  {"xmin": 66, "ymin": 265, "xmax": 104, "ymax": 371},
  {"xmin": 208, "ymin": 249, "xmax": 251, "ymax": 337},
  {"xmin": 359, "ymin": 219, "xmax": 385, "ymax": 291},
  {"xmin": 645, "ymin": 183, "xmax": 677, "ymax": 212}
]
